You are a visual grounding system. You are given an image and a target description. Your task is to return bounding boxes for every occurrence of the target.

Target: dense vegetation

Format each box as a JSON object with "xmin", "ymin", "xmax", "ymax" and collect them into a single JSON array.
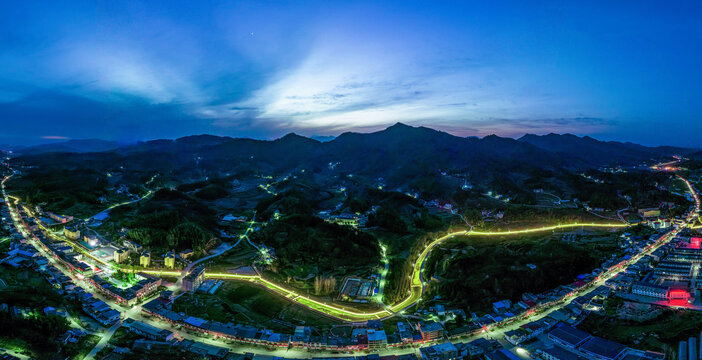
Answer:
[
  {"xmin": 0, "ymin": 267, "xmax": 83, "ymax": 358},
  {"xmin": 253, "ymin": 214, "xmax": 381, "ymax": 274},
  {"xmin": 423, "ymin": 234, "xmax": 620, "ymax": 312},
  {"xmin": 9, "ymin": 168, "xmax": 109, "ymax": 217},
  {"xmin": 580, "ymin": 309, "xmax": 702, "ymax": 358},
  {"xmin": 115, "ymin": 189, "xmax": 216, "ymax": 254},
  {"xmin": 0, "ymin": 312, "xmax": 70, "ymax": 356}
]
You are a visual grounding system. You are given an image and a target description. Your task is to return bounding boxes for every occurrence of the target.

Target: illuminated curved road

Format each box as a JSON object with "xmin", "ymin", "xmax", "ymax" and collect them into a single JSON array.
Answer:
[
  {"xmin": 2, "ymin": 167, "xmax": 699, "ymax": 324},
  {"xmin": 2, "ymin": 161, "xmax": 701, "ymax": 356},
  {"xmin": 201, "ymin": 222, "xmax": 632, "ymax": 322}
]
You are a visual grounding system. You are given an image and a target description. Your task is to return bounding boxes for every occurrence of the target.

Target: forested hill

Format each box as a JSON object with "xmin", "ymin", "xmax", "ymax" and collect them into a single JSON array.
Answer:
[{"xmin": 9, "ymin": 123, "xmax": 693, "ymax": 198}]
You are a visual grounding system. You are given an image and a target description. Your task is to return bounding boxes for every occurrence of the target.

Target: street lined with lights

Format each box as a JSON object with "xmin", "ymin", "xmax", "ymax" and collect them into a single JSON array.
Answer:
[
  {"xmin": 1, "ymin": 168, "xmax": 688, "ymax": 323},
  {"xmin": 2, "ymin": 164, "xmax": 700, "ymax": 355}
]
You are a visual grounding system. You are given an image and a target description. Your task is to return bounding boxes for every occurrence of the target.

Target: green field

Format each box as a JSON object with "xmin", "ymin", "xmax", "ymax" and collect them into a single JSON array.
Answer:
[{"xmin": 173, "ymin": 282, "xmax": 342, "ymax": 332}]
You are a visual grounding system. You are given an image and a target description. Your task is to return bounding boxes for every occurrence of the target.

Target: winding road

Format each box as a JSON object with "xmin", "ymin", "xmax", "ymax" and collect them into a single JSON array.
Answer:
[{"xmin": 1, "ymin": 161, "xmax": 700, "ymax": 357}]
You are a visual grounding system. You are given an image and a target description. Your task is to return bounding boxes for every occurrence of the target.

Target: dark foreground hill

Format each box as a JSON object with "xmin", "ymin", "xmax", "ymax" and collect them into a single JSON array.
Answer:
[{"xmin": 518, "ymin": 133, "xmax": 693, "ymax": 166}]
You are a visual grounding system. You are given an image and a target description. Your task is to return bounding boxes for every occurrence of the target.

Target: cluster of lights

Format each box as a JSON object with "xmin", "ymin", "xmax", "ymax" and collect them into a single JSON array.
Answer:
[{"xmin": 1, "ymin": 165, "xmax": 699, "ymax": 328}]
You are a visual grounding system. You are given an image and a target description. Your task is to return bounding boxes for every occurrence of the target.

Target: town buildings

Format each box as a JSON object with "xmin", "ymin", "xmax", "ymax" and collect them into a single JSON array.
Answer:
[{"xmin": 183, "ymin": 266, "xmax": 206, "ymax": 292}]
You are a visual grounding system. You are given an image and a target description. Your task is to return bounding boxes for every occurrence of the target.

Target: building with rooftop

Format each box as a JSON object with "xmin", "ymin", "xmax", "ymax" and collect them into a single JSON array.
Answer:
[
  {"xmin": 484, "ymin": 349, "xmax": 521, "ymax": 360},
  {"xmin": 140, "ymin": 251, "xmax": 151, "ymax": 267},
  {"xmin": 164, "ymin": 252, "xmax": 175, "ymax": 268},
  {"xmin": 631, "ymin": 282, "xmax": 669, "ymax": 299},
  {"xmin": 180, "ymin": 249, "xmax": 194, "ymax": 259},
  {"xmin": 124, "ymin": 319, "xmax": 175, "ymax": 341},
  {"xmin": 420, "ymin": 342, "xmax": 458, "ymax": 360},
  {"xmin": 536, "ymin": 346, "xmax": 585, "ymax": 360},
  {"xmin": 367, "ymin": 329, "xmax": 388, "ymax": 349},
  {"xmin": 183, "ymin": 266, "xmax": 206, "ymax": 292},
  {"xmin": 638, "ymin": 208, "xmax": 661, "ymax": 218},
  {"xmin": 113, "ymin": 248, "xmax": 129, "ymax": 264},
  {"xmin": 419, "ymin": 322, "xmax": 444, "ymax": 341},
  {"xmin": 548, "ymin": 324, "xmax": 592, "ymax": 349},
  {"xmin": 63, "ymin": 226, "xmax": 80, "ymax": 240},
  {"xmin": 578, "ymin": 336, "xmax": 628, "ymax": 360}
]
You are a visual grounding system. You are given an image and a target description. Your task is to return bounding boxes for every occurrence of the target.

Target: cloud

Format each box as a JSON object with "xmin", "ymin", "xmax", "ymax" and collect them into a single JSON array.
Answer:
[
  {"xmin": 0, "ymin": 90, "xmax": 215, "ymax": 142},
  {"xmin": 437, "ymin": 117, "xmax": 612, "ymax": 138},
  {"xmin": 205, "ymin": 36, "xmax": 602, "ymax": 138},
  {"xmin": 41, "ymin": 135, "xmax": 69, "ymax": 140},
  {"xmin": 54, "ymin": 42, "xmax": 207, "ymax": 104}
]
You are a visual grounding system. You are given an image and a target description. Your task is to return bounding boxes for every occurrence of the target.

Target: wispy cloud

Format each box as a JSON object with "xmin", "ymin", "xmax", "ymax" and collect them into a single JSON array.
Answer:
[
  {"xmin": 41, "ymin": 135, "xmax": 69, "ymax": 140},
  {"xmin": 205, "ymin": 35, "xmax": 603, "ymax": 137},
  {"xmin": 2, "ymin": 1, "xmax": 699, "ymax": 146}
]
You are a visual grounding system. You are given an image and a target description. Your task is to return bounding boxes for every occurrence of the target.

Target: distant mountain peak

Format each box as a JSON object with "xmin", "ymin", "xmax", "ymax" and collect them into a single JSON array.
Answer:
[
  {"xmin": 19, "ymin": 138, "xmax": 119, "ymax": 154},
  {"xmin": 387, "ymin": 122, "xmax": 411, "ymax": 129},
  {"xmin": 517, "ymin": 132, "xmax": 689, "ymax": 166},
  {"xmin": 276, "ymin": 132, "xmax": 320, "ymax": 145},
  {"xmin": 280, "ymin": 132, "xmax": 311, "ymax": 140}
]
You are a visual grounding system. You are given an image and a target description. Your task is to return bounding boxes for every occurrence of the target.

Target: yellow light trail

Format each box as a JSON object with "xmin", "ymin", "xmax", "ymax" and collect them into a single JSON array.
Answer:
[
  {"xmin": 4, "ymin": 171, "xmax": 635, "ymax": 322},
  {"xmin": 204, "ymin": 222, "xmax": 632, "ymax": 321},
  {"xmin": 207, "ymin": 273, "xmax": 390, "ymax": 321},
  {"xmin": 3, "ymin": 167, "xmax": 696, "ymax": 324}
]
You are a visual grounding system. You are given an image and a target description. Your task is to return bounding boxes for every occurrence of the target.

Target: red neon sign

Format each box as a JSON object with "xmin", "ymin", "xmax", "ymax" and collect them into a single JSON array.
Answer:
[{"xmin": 668, "ymin": 289, "xmax": 690, "ymax": 300}]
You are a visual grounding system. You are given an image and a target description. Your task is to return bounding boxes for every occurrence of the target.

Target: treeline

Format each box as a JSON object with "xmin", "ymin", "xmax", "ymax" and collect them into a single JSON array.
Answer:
[
  {"xmin": 120, "ymin": 189, "xmax": 217, "ymax": 253},
  {"xmin": 367, "ymin": 206, "xmax": 444, "ymax": 233},
  {"xmin": 255, "ymin": 189, "xmax": 317, "ymax": 219},
  {"xmin": 176, "ymin": 177, "xmax": 233, "ymax": 200},
  {"xmin": 0, "ymin": 311, "xmax": 70, "ymax": 357},
  {"xmin": 12, "ymin": 168, "xmax": 109, "ymax": 216},
  {"xmin": 313, "ymin": 275, "xmax": 337, "ymax": 296},
  {"xmin": 127, "ymin": 215, "xmax": 212, "ymax": 253},
  {"xmin": 424, "ymin": 238, "xmax": 605, "ymax": 312},
  {"xmin": 566, "ymin": 170, "xmax": 688, "ymax": 210},
  {"xmin": 252, "ymin": 214, "xmax": 380, "ymax": 273}
]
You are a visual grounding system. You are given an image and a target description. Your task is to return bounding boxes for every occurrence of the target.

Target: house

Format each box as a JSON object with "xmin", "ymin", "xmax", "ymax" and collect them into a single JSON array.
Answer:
[
  {"xmin": 638, "ymin": 208, "xmax": 661, "ymax": 218},
  {"xmin": 140, "ymin": 251, "xmax": 151, "ymax": 267},
  {"xmin": 548, "ymin": 324, "xmax": 592, "ymax": 349},
  {"xmin": 536, "ymin": 346, "xmax": 585, "ymax": 360},
  {"xmin": 578, "ymin": 337, "xmax": 628, "ymax": 360},
  {"xmin": 181, "ymin": 340, "xmax": 229, "ymax": 359},
  {"xmin": 124, "ymin": 319, "xmax": 175, "ymax": 341},
  {"xmin": 367, "ymin": 329, "xmax": 388, "ymax": 349},
  {"xmin": 292, "ymin": 326, "xmax": 311, "ymax": 344},
  {"xmin": 419, "ymin": 322, "xmax": 444, "ymax": 341},
  {"xmin": 492, "ymin": 300, "xmax": 512, "ymax": 313},
  {"xmin": 419, "ymin": 342, "xmax": 458, "ymax": 360},
  {"xmin": 631, "ymin": 282, "xmax": 669, "ymax": 299},
  {"xmin": 485, "ymin": 349, "xmax": 521, "ymax": 360},
  {"xmin": 397, "ymin": 322, "xmax": 413, "ymax": 343},
  {"xmin": 179, "ymin": 249, "xmax": 194, "ymax": 259},
  {"xmin": 113, "ymin": 248, "xmax": 129, "ymax": 264},
  {"xmin": 182, "ymin": 266, "xmax": 206, "ymax": 292},
  {"xmin": 63, "ymin": 226, "xmax": 80, "ymax": 240},
  {"xmin": 164, "ymin": 252, "xmax": 175, "ymax": 269}
]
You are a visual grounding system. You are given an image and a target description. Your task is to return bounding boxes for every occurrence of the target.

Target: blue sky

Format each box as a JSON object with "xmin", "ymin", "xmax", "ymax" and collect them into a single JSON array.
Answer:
[{"xmin": 0, "ymin": 1, "xmax": 700, "ymax": 146}]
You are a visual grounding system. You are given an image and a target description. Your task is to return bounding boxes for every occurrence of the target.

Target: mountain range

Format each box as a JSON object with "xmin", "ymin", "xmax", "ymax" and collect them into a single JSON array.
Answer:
[{"xmin": 9, "ymin": 123, "xmax": 694, "ymax": 185}]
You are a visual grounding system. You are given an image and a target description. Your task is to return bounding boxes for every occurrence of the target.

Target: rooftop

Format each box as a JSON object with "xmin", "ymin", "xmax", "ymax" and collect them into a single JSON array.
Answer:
[
  {"xmin": 579, "ymin": 337, "xmax": 628, "ymax": 360},
  {"xmin": 549, "ymin": 324, "xmax": 591, "ymax": 347}
]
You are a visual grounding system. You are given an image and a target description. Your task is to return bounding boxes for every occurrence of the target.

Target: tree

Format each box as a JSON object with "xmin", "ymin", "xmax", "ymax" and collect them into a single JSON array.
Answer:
[{"xmin": 166, "ymin": 222, "xmax": 211, "ymax": 252}]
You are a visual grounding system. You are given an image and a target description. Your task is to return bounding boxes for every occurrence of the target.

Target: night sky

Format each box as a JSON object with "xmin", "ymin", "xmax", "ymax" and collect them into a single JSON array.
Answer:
[{"xmin": 1, "ymin": 1, "xmax": 701, "ymax": 146}]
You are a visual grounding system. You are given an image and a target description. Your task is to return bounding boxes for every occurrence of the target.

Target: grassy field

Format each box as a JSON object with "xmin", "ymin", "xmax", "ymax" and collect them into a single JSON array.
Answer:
[
  {"xmin": 174, "ymin": 282, "xmax": 342, "ymax": 332},
  {"xmin": 206, "ymin": 246, "xmax": 260, "ymax": 272}
]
